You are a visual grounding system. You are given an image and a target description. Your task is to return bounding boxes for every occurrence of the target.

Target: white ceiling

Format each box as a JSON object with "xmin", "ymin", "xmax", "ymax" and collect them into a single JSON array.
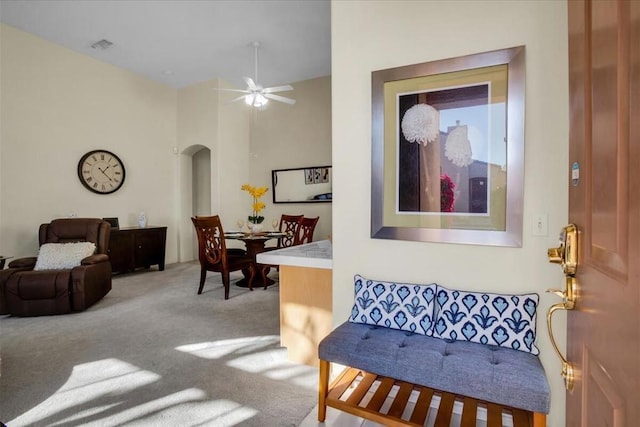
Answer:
[{"xmin": 0, "ymin": 0, "xmax": 331, "ymax": 89}]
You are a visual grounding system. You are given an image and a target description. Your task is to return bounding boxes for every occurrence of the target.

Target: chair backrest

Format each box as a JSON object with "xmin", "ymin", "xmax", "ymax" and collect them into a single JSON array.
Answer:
[
  {"xmin": 294, "ymin": 216, "xmax": 319, "ymax": 245},
  {"xmin": 191, "ymin": 215, "xmax": 229, "ymax": 268},
  {"xmin": 39, "ymin": 218, "xmax": 111, "ymax": 254},
  {"xmin": 278, "ymin": 214, "xmax": 304, "ymax": 248}
]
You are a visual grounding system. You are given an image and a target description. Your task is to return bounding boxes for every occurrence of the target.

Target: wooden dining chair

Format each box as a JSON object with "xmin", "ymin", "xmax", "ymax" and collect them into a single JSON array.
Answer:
[
  {"xmin": 275, "ymin": 214, "xmax": 304, "ymax": 248},
  {"xmin": 259, "ymin": 216, "xmax": 320, "ymax": 288},
  {"xmin": 191, "ymin": 215, "xmax": 255, "ymax": 299},
  {"xmin": 294, "ymin": 216, "xmax": 319, "ymax": 245},
  {"xmin": 258, "ymin": 214, "xmax": 303, "ymax": 288}
]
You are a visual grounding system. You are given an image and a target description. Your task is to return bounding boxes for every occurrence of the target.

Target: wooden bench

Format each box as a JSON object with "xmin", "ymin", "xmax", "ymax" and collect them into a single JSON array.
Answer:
[
  {"xmin": 320, "ymin": 365, "xmax": 546, "ymax": 427},
  {"xmin": 318, "ymin": 277, "xmax": 550, "ymax": 426}
]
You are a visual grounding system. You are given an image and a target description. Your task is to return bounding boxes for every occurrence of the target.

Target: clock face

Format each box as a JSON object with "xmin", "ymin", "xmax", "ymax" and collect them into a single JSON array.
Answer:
[{"xmin": 77, "ymin": 150, "xmax": 126, "ymax": 194}]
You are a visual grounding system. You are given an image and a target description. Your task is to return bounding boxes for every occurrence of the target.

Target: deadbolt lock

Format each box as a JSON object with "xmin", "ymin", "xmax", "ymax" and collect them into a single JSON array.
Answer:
[
  {"xmin": 547, "ymin": 224, "xmax": 578, "ymax": 276},
  {"xmin": 547, "ymin": 247, "xmax": 562, "ymax": 265}
]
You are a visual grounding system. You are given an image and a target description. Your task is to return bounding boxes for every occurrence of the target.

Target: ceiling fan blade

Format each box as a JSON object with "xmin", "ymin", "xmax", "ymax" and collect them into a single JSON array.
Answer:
[
  {"xmin": 243, "ymin": 77, "xmax": 257, "ymax": 90},
  {"xmin": 211, "ymin": 87, "xmax": 250, "ymax": 93},
  {"xmin": 263, "ymin": 84, "xmax": 294, "ymax": 94},
  {"xmin": 225, "ymin": 95, "xmax": 248, "ymax": 105},
  {"xmin": 264, "ymin": 93, "xmax": 296, "ymax": 105},
  {"xmin": 213, "ymin": 88, "xmax": 250, "ymax": 94}
]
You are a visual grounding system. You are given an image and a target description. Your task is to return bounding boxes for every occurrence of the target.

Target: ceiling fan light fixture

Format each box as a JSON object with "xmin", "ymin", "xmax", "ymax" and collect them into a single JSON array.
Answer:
[
  {"xmin": 215, "ymin": 41, "xmax": 294, "ymax": 108},
  {"xmin": 244, "ymin": 93, "xmax": 268, "ymax": 107},
  {"xmin": 253, "ymin": 94, "xmax": 269, "ymax": 107}
]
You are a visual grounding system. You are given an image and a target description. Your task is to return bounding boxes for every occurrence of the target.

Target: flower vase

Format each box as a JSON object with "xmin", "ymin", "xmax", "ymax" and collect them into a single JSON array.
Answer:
[{"xmin": 248, "ymin": 222, "xmax": 263, "ymax": 234}]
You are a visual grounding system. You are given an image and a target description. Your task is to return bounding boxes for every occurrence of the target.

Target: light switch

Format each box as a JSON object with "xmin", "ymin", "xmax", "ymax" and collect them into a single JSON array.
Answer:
[{"xmin": 533, "ymin": 213, "xmax": 548, "ymax": 236}]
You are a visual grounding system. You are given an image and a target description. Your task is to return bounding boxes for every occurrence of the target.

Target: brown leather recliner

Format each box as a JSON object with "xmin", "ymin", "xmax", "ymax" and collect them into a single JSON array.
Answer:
[{"xmin": 3, "ymin": 218, "xmax": 112, "ymax": 316}]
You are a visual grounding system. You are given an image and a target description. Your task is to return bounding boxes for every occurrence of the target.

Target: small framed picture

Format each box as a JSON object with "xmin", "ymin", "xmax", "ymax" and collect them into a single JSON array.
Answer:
[
  {"xmin": 305, "ymin": 168, "xmax": 314, "ymax": 185},
  {"xmin": 320, "ymin": 167, "xmax": 330, "ymax": 183}
]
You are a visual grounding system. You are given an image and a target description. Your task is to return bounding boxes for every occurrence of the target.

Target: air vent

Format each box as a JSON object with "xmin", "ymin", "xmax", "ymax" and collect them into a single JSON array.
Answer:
[{"xmin": 90, "ymin": 39, "xmax": 113, "ymax": 50}]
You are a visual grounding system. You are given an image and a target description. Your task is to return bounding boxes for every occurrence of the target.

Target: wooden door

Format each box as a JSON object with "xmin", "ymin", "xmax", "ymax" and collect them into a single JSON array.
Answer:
[{"xmin": 566, "ymin": 0, "xmax": 639, "ymax": 425}]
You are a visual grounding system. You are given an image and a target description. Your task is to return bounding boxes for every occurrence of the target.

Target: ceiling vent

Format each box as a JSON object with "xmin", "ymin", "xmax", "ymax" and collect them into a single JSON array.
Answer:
[{"xmin": 90, "ymin": 39, "xmax": 113, "ymax": 50}]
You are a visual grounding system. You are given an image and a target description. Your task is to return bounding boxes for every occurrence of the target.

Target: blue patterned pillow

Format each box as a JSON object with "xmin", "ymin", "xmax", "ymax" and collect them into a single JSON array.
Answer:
[
  {"xmin": 348, "ymin": 274, "xmax": 436, "ymax": 336},
  {"xmin": 433, "ymin": 286, "xmax": 540, "ymax": 355}
]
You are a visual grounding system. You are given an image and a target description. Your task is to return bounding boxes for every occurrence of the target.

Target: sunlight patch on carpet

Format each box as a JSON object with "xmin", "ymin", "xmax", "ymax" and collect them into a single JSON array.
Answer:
[
  {"xmin": 49, "ymin": 403, "xmax": 121, "ymax": 426},
  {"xmin": 8, "ymin": 359, "xmax": 260, "ymax": 427},
  {"xmin": 175, "ymin": 336, "xmax": 318, "ymax": 391},
  {"xmin": 104, "ymin": 395, "xmax": 260, "ymax": 426},
  {"xmin": 226, "ymin": 350, "xmax": 318, "ymax": 390},
  {"xmin": 59, "ymin": 391, "xmax": 257, "ymax": 427},
  {"xmin": 174, "ymin": 335, "xmax": 280, "ymax": 359},
  {"xmin": 262, "ymin": 363, "xmax": 318, "ymax": 390},
  {"xmin": 9, "ymin": 358, "xmax": 159, "ymax": 427}
]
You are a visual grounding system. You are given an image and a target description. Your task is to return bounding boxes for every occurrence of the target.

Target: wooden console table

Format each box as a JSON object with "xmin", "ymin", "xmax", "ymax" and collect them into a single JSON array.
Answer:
[{"xmin": 108, "ymin": 226, "xmax": 167, "ymax": 274}]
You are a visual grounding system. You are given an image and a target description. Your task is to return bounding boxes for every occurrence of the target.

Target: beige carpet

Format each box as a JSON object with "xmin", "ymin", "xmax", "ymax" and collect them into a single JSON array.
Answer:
[{"xmin": 0, "ymin": 262, "xmax": 319, "ymax": 426}]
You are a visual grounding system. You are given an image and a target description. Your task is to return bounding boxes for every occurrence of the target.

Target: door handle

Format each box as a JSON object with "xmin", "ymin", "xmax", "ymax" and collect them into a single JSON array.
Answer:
[
  {"xmin": 546, "ymin": 277, "xmax": 577, "ymax": 391},
  {"xmin": 546, "ymin": 276, "xmax": 576, "ymax": 310},
  {"xmin": 546, "ymin": 224, "xmax": 579, "ymax": 391}
]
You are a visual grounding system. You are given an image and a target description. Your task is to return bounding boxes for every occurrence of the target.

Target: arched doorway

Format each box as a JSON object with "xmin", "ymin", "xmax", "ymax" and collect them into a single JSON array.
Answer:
[{"xmin": 179, "ymin": 144, "xmax": 212, "ymax": 262}]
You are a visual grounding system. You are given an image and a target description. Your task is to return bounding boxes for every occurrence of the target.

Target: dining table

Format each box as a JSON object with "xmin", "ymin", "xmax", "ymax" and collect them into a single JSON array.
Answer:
[{"xmin": 224, "ymin": 231, "xmax": 287, "ymax": 288}]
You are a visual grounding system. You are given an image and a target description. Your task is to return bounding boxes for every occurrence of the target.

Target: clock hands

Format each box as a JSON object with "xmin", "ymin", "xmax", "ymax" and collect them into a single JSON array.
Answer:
[{"xmin": 97, "ymin": 165, "xmax": 113, "ymax": 182}]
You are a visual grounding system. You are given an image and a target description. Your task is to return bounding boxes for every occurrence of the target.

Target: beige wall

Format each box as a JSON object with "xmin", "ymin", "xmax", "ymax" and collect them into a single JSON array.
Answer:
[
  {"xmin": 1, "ymin": 24, "xmax": 333, "ymax": 264},
  {"xmin": 177, "ymin": 79, "xmax": 222, "ymax": 261},
  {"xmin": 0, "ymin": 24, "xmax": 4, "ymax": 249},
  {"xmin": 176, "ymin": 78, "xmax": 252, "ymax": 256},
  {"xmin": 175, "ymin": 76, "xmax": 332, "ymax": 257},
  {"xmin": 249, "ymin": 76, "xmax": 332, "ymax": 242},
  {"xmin": 0, "ymin": 24, "xmax": 178, "ymax": 261},
  {"xmin": 331, "ymin": 1, "xmax": 568, "ymax": 426}
]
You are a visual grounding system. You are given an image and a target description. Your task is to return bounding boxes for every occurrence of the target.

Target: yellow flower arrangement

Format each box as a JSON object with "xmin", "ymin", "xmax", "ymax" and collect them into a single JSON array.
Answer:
[{"xmin": 241, "ymin": 184, "xmax": 269, "ymax": 224}]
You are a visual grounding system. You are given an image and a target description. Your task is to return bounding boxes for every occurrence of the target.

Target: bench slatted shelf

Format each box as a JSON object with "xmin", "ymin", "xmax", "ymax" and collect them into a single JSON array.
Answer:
[{"xmin": 321, "ymin": 364, "xmax": 541, "ymax": 427}]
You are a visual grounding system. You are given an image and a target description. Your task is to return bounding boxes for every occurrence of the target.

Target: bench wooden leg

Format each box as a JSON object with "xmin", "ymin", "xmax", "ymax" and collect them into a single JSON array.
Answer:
[
  {"xmin": 533, "ymin": 412, "xmax": 546, "ymax": 427},
  {"xmin": 318, "ymin": 359, "xmax": 329, "ymax": 421}
]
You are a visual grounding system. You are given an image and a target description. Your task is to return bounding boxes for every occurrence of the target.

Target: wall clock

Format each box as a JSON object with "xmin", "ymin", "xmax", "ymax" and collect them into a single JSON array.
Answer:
[{"xmin": 77, "ymin": 149, "xmax": 126, "ymax": 194}]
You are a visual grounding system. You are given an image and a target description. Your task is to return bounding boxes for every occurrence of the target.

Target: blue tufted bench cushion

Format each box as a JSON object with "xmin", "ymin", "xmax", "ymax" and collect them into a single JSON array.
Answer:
[{"xmin": 318, "ymin": 321, "xmax": 550, "ymax": 414}]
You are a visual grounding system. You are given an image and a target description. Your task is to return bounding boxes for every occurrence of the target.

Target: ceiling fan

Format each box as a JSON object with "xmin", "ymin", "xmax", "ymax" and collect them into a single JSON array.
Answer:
[{"xmin": 218, "ymin": 41, "xmax": 296, "ymax": 108}]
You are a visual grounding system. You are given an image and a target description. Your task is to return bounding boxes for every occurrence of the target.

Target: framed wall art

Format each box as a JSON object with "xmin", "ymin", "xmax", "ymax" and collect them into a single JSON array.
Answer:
[{"xmin": 371, "ymin": 46, "xmax": 525, "ymax": 247}]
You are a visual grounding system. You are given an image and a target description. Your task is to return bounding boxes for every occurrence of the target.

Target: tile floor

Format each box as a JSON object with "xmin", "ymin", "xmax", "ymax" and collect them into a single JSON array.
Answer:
[
  {"xmin": 299, "ymin": 404, "xmax": 495, "ymax": 427},
  {"xmin": 299, "ymin": 404, "xmax": 384, "ymax": 427},
  {"xmin": 297, "ymin": 389, "xmax": 496, "ymax": 427}
]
